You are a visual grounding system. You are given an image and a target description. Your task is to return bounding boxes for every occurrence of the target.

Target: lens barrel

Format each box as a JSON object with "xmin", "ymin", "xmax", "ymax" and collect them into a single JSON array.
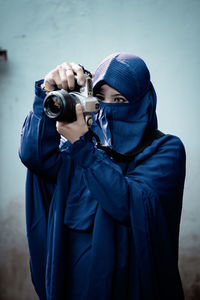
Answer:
[{"xmin": 43, "ymin": 89, "xmax": 77, "ymax": 122}]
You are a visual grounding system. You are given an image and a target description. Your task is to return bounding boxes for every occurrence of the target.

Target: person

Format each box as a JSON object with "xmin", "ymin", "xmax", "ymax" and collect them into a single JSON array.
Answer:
[{"xmin": 19, "ymin": 52, "xmax": 186, "ymax": 300}]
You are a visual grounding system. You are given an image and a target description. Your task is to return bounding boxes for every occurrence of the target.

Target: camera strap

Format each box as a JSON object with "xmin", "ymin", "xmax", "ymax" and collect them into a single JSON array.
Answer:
[
  {"xmin": 78, "ymin": 64, "xmax": 92, "ymax": 78},
  {"xmin": 89, "ymin": 128, "xmax": 165, "ymax": 163}
]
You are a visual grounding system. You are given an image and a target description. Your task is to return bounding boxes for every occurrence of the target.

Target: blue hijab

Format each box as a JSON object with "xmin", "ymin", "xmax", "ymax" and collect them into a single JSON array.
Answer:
[{"xmin": 91, "ymin": 52, "xmax": 158, "ymax": 154}]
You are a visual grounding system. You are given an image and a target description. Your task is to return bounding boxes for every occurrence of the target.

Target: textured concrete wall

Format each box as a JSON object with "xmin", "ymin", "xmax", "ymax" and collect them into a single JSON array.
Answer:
[{"xmin": 0, "ymin": 0, "xmax": 199, "ymax": 299}]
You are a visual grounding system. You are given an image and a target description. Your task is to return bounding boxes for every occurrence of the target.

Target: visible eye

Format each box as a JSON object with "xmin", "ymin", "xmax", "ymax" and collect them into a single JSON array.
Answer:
[
  {"xmin": 95, "ymin": 94, "xmax": 129, "ymax": 103},
  {"xmin": 114, "ymin": 97, "xmax": 127, "ymax": 103}
]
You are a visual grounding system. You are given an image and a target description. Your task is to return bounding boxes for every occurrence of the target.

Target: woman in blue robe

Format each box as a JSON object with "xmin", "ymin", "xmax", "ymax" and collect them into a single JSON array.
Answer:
[{"xmin": 19, "ymin": 52, "xmax": 186, "ymax": 300}]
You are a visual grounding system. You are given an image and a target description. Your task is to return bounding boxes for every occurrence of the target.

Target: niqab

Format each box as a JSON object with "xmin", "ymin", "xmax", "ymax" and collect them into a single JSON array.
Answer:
[{"xmin": 91, "ymin": 52, "xmax": 158, "ymax": 154}]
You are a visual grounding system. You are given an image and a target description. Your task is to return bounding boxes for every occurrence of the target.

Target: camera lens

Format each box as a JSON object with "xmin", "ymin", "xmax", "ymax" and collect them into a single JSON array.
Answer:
[
  {"xmin": 48, "ymin": 96, "xmax": 62, "ymax": 114},
  {"xmin": 43, "ymin": 90, "xmax": 77, "ymax": 122}
]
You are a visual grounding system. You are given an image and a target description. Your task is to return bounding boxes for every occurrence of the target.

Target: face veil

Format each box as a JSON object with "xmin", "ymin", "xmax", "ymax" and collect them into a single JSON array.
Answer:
[{"xmin": 91, "ymin": 52, "xmax": 158, "ymax": 154}]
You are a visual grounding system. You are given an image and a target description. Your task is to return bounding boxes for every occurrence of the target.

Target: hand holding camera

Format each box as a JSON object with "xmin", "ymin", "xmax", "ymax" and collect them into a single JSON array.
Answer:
[
  {"xmin": 44, "ymin": 62, "xmax": 86, "ymax": 91},
  {"xmin": 43, "ymin": 62, "xmax": 99, "ymax": 143},
  {"xmin": 56, "ymin": 103, "xmax": 89, "ymax": 144}
]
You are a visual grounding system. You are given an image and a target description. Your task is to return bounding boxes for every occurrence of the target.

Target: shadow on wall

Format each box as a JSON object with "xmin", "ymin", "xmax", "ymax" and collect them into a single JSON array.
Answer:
[
  {"xmin": 0, "ymin": 199, "xmax": 200, "ymax": 300},
  {"xmin": 179, "ymin": 247, "xmax": 200, "ymax": 300},
  {"xmin": 0, "ymin": 198, "xmax": 38, "ymax": 300}
]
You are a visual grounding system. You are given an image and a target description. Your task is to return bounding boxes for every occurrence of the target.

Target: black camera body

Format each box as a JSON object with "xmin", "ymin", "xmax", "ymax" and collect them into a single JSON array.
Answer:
[{"xmin": 43, "ymin": 73, "xmax": 99, "ymax": 126}]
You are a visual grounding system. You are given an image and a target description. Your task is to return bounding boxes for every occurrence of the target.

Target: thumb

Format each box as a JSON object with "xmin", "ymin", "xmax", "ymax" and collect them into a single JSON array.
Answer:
[{"xmin": 75, "ymin": 103, "xmax": 85, "ymax": 123}]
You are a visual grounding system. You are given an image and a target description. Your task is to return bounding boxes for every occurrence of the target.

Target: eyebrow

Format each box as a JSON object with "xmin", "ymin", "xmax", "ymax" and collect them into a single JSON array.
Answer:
[{"xmin": 96, "ymin": 92, "xmax": 125, "ymax": 97}]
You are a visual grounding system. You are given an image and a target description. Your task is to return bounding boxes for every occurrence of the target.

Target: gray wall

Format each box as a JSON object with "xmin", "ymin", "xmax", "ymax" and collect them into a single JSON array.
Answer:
[{"xmin": 0, "ymin": 0, "xmax": 199, "ymax": 299}]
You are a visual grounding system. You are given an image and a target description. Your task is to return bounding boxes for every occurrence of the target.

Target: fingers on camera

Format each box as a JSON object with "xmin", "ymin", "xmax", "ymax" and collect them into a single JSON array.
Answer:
[
  {"xmin": 50, "ymin": 68, "xmax": 62, "ymax": 89},
  {"xmin": 70, "ymin": 62, "xmax": 85, "ymax": 86},
  {"xmin": 58, "ymin": 65, "xmax": 71, "ymax": 90},
  {"xmin": 60, "ymin": 63, "xmax": 74, "ymax": 90},
  {"xmin": 45, "ymin": 62, "xmax": 85, "ymax": 91},
  {"xmin": 76, "ymin": 104, "xmax": 85, "ymax": 123},
  {"xmin": 44, "ymin": 72, "xmax": 57, "ymax": 91}
]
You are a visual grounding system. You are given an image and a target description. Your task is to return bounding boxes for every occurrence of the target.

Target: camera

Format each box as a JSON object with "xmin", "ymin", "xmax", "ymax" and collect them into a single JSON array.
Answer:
[{"xmin": 43, "ymin": 72, "xmax": 99, "ymax": 126}]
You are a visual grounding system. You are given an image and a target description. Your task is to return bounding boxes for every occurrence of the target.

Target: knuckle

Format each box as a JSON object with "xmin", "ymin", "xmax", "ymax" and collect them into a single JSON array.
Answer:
[
  {"xmin": 56, "ymin": 80, "xmax": 62, "ymax": 88},
  {"xmin": 56, "ymin": 122, "xmax": 63, "ymax": 131},
  {"xmin": 56, "ymin": 78, "xmax": 62, "ymax": 84},
  {"xmin": 51, "ymin": 69, "xmax": 58, "ymax": 76},
  {"xmin": 76, "ymin": 65, "xmax": 82, "ymax": 72},
  {"xmin": 45, "ymin": 71, "xmax": 52, "ymax": 80},
  {"xmin": 61, "ymin": 78, "xmax": 68, "ymax": 84},
  {"xmin": 67, "ymin": 72, "xmax": 74, "ymax": 78},
  {"xmin": 44, "ymin": 76, "xmax": 49, "ymax": 83},
  {"xmin": 55, "ymin": 66, "xmax": 61, "ymax": 73}
]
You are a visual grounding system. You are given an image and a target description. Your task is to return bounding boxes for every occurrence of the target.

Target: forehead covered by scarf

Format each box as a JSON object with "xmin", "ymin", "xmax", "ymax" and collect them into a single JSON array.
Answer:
[{"xmin": 93, "ymin": 52, "xmax": 151, "ymax": 102}]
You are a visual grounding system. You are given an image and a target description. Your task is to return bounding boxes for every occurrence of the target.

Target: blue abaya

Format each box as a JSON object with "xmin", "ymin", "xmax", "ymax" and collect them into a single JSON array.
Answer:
[{"xmin": 19, "ymin": 53, "xmax": 186, "ymax": 300}]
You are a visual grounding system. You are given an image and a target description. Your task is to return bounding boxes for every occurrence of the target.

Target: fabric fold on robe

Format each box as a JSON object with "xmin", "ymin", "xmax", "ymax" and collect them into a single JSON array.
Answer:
[{"xmin": 19, "ymin": 53, "xmax": 186, "ymax": 299}]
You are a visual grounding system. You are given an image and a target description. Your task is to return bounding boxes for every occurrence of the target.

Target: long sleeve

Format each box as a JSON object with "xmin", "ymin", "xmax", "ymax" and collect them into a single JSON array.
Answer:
[
  {"xmin": 67, "ymin": 133, "xmax": 129, "ymax": 224},
  {"xmin": 66, "ymin": 132, "xmax": 186, "ymax": 300},
  {"xmin": 67, "ymin": 132, "xmax": 186, "ymax": 299},
  {"xmin": 19, "ymin": 80, "xmax": 62, "ymax": 182},
  {"xmin": 68, "ymin": 132, "xmax": 186, "ymax": 225}
]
